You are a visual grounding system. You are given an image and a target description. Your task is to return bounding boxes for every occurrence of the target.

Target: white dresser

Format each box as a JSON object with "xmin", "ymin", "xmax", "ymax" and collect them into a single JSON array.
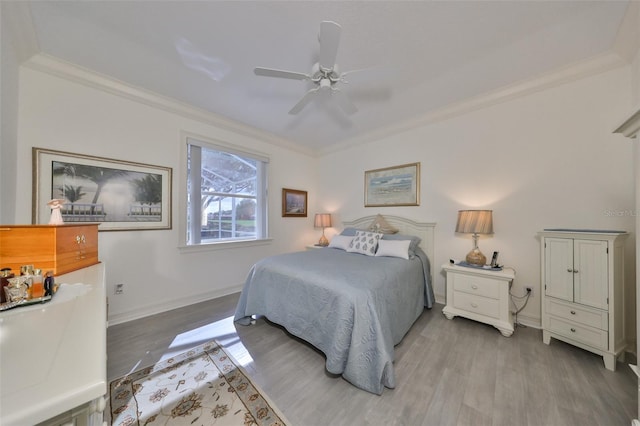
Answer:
[
  {"xmin": 539, "ymin": 230, "xmax": 628, "ymax": 371},
  {"xmin": 0, "ymin": 263, "xmax": 107, "ymax": 426},
  {"xmin": 442, "ymin": 263, "xmax": 515, "ymax": 337}
]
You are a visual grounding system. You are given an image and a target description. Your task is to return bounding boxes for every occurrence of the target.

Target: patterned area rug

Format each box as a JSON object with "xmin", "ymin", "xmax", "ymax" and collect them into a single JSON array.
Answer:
[{"xmin": 109, "ymin": 340, "xmax": 287, "ymax": 426}]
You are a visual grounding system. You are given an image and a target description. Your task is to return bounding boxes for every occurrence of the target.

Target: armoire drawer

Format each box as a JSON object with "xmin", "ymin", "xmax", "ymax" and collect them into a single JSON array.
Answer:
[
  {"xmin": 547, "ymin": 316, "xmax": 608, "ymax": 350},
  {"xmin": 545, "ymin": 297, "xmax": 607, "ymax": 330},
  {"xmin": 453, "ymin": 291, "xmax": 499, "ymax": 319}
]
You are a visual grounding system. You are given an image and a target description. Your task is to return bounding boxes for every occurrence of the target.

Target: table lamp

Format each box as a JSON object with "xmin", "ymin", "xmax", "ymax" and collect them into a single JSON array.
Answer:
[
  {"xmin": 314, "ymin": 213, "xmax": 332, "ymax": 246},
  {"xmin": 455, "ymin": 210, "xmax": 493, "ymax": 266}
]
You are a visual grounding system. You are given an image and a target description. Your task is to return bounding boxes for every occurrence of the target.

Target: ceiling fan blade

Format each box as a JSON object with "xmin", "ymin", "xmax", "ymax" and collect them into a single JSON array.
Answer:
[
  {"xmin": 318, "ymin": 21, "xmax": 341, "ymax": 71},
  {"xmin": 289, "ymin": 87, "xmax": 320, "ymax": 115},
  {"xmin": 332, "ymin": 89, "xmax": 358, "ymax": 115},
  {"xmin": 254, "ymin": 67, "xmax": 309, "ymax": 80}
]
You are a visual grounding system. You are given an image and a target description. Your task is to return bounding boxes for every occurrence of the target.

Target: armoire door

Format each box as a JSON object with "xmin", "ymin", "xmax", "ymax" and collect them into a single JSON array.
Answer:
[
  {"xmin": 573, "ymin": 239, "xmax": 609, "ymax": 309},
  {"xmin": 544, "ymin": 237, "xmax": 574, "ymax": 301}
]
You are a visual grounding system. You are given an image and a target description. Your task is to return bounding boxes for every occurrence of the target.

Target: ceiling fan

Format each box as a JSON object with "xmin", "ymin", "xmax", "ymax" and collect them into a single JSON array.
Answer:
[{"xmin": 254, "ymin": 21, "xmax": 358, "ymax": 115}]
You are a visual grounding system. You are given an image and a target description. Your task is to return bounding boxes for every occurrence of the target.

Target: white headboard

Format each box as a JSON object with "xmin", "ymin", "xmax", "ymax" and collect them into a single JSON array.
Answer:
[{"xmin": 342, "ymin": 215, "xmax": 436, "ymax": 281}]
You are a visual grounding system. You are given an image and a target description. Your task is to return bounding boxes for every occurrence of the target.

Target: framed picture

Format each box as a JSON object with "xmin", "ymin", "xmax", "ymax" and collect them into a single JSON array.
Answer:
[
  {"xmin": 33, "ymin": 147, "xmax": 172, "ymax": 231},
  {"xmin": 282, "ymin": 188, "xmax": 307, "ymax": 217},
  {"xmin": 364, "ymin": 162, "xmax": 420, "ymax": 207}
]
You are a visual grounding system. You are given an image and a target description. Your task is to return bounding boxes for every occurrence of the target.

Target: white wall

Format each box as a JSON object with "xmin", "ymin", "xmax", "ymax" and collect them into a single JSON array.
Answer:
[
  {"xmin": 1, "ymin": 3, "xmax": 25, "ymax": 223},
  {"xmin": 318, "ymin": 66, "xmax": 636, "ymax": 327},
  {"xmin": 15, "ymin": 65, "xmax": 319, "ymax": 324}
]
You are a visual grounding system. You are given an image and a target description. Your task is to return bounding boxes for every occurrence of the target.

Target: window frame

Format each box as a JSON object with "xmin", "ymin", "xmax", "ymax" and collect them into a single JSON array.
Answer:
[{"xmin": 178, "ymin": 134, "xmax": 270, "ymax": 250}]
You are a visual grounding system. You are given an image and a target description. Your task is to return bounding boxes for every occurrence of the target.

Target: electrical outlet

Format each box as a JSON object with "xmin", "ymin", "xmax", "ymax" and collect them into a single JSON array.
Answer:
[
  {"xmin": 115, "ymin": 283, "xmax": 124, "ymax": 295},
  {"xmin": 525, "ymin": 286, "xmax": 533, "ymax": 297}
]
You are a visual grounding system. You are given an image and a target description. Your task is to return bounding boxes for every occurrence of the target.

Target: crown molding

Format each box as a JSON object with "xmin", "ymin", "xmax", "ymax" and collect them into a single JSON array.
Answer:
[
  {"xmin": 22, "ymin": 53, "xmax": 316, "ymax": 157},
  {"xmin": 319, "ymin": 51, "xmax": 627, "ymax": 157},
  {"xmin": 613, "ymin": 105, "xmax": 640, "ymax": 138},
  {"xmin": 23, "ymin": 49, "xmax": 629, "ymax": 158}
]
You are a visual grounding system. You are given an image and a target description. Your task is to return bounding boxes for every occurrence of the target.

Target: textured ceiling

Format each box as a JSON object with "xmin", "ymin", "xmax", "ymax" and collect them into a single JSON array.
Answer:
[{"xmin": 24, "ymin": 1, "xmax": 631, "ymax": 154}]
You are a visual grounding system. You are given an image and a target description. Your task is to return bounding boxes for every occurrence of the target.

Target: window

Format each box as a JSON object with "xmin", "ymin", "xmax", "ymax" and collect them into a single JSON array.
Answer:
[{"xmin": 186, "ymin": 138, "xmax": 268, "ymax": 245}]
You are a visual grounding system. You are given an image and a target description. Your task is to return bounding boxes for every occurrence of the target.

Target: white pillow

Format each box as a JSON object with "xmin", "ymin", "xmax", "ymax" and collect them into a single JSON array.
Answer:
[
  {"xmin": 375, "ymin": 239, "xmax": 411, "ymax": 259},
  {"xmin": 328, "ymin": 235, "xmax": 354, "ymax": 251},
  {"xmin": 346, "ymin": 230, "xmax": 383, "ymax": 256}
]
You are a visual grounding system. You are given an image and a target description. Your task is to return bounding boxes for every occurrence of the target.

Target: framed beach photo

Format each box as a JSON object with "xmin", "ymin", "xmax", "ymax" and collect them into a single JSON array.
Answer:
[
  {"xmin": 33, "ymin": 148, "xmax": 172, "ymax": 231},
  {"xmin": 282, "ymin": 188, "xmax": 307, "ymax": 217},
  {"xmin": 364, "ymin": 162, "xmax": 420, "ymax": 207}
]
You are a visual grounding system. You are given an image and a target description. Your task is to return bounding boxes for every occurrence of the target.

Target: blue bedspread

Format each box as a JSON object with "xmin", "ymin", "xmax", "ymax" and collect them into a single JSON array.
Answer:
[{"xmin": 234, "ymin": 247, "xmax": 433, "ymax": 394}]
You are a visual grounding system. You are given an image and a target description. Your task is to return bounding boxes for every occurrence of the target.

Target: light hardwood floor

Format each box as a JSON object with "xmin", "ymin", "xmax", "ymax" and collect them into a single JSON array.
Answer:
[{"xmin": 108, "ymin": 293, "xmax": 637, "ymax": 426}]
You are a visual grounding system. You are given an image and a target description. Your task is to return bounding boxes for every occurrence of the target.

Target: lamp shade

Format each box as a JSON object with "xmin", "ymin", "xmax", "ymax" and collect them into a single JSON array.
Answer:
[
  {"xmin": 314, "ymin": 213, "xmax": 332, "ymax": 228},
  {"xmin": 455, "ymin": 210, "xmax": 493, "ymax": 235}
]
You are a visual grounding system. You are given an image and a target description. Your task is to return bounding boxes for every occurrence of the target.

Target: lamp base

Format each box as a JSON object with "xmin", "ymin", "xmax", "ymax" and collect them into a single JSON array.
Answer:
[
  {"xmin": 465, "ymin": 248, "xmax": 486, "ymax": 266},
  {"xmin": 318, "ymin": 234, "xmax": 329, "ymax": 247}
]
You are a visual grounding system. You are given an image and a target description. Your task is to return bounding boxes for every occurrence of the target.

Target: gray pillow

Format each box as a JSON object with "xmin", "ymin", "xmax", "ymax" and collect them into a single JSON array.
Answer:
[{"xmin": 340, "ymin": 227, "xmax": 359, "ymax": 237}]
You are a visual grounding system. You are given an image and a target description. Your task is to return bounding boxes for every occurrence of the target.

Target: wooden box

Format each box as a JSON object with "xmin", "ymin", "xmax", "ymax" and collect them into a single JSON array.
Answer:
[{"xmin": 0, "ymin": 224, "xmax": 99, "ymax": 276}]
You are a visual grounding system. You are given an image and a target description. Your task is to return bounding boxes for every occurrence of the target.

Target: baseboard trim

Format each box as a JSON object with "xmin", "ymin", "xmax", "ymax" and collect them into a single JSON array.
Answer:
[
  {"xmin": 513, "ymin": 312, "xmax": 542, "ymax": 329},
  {"xmin": 107, "ymin": 284, "xmax": 243, "ymax": 326}
]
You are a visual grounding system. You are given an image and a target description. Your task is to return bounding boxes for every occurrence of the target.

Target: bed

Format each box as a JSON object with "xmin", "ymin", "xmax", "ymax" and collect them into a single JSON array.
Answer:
[{"xmin": 234, "ymin": 215, "xmax": 436, "ymax": 394}]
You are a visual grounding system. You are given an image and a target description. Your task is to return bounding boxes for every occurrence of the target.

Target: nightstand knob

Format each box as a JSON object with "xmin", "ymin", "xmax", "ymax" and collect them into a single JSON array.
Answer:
[
  {"xmin": 570, "ymin": 328, "xmax": 576, "ymax": 333},
  {"xmin": 570, "ymin": 310, "xmax": 576, "ymax": 315},
  {"xmin": 470, "ymin": 302, "xmax": 478, "ymax": 308},
  {"xmin": 471, "ymin": 285, "xmax": 478, "ymax": 290}
]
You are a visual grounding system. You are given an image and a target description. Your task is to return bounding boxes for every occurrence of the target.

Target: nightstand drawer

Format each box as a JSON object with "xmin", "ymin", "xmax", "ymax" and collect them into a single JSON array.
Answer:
[
  {"xmin": 545, "ymin": 298, "xmax": 607, "ymax": 331},
  {"xmin": 453, "ymin": 274, "xmax": 500, "ymax": 300},
  {"xmin": 453, "ymin": 291, "xmax": 499, "ymax": 319},
  {"xmin": 547, "ymin": 316, "xmax": 608, "ymax": 350}
]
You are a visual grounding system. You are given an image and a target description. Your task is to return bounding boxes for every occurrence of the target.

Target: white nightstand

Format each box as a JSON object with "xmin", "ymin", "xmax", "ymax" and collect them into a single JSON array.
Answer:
[{"xmin": 442, "ymin": 263, "xmax": 515, "ymax": 337}]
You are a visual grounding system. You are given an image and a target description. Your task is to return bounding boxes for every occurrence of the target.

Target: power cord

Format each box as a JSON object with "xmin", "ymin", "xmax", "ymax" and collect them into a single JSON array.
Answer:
[{"xmin": 510, "ymin": 287, "xmax": 531, "ymax": 328}]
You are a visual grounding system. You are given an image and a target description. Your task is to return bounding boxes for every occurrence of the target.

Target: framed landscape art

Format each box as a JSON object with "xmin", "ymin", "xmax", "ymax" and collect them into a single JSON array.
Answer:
[
  {"xmin": 364, "ymin": 162, "xmax": 420, "ymax": 207},
  {"xmin": 33, "ymin": 148, "xmax": 172, "ymax": 231},
  {"xmin": 282, "ymin": 188, "xmax": 307, "ymax": 217}
]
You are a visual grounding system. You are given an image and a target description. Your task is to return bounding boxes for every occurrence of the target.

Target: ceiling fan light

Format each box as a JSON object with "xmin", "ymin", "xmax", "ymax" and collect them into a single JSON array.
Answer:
[{"xmin": 320, "ymin": 79, "xmax": 331, "ymax": 90}]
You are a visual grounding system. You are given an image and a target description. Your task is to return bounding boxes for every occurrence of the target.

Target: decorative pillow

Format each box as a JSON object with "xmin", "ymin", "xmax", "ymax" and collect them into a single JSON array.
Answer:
[
  {"xmin": 375, "ymin": 239, "xmax": 411, "ymax": 259},
  {"xmin": 382, "ymin": 233, "xmax": 421, "ymax": 256},
  {"xmin": 368, "ymin": 214, "xmax": 399, "ymax": 234},
  {"xmin": 328, "ymin": 235, "xmax": 354, "ymax": 251},
  {"xmin": 347, "ymin": 230, "xmax": 383, "ymax": 256}
]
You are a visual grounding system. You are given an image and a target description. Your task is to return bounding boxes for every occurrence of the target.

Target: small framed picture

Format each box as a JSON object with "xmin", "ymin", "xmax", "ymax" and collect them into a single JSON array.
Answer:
[{"xmin": 282, "ymin": 188, "xmax": 307, "ymax": 217}]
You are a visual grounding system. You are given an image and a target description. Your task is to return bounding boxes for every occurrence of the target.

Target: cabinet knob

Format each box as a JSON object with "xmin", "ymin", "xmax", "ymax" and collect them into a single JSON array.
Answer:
[
  {"xmin": 570, "ymin": 310, "xmax": 576, "ymax": 315},
  {"xmin": 471, "ymin": 285, "xmax": 478, "ymax": 290},
  {"xmin": 570, "ymin": 328, "xmax": 576, "ymax": 333},
  {"xmin": 567, "ymin": 268, "xmax": 573, "ymax": 273},
  {"xmin": 573, "ymin": 269, "xmax": 578, "ymax": 274}
]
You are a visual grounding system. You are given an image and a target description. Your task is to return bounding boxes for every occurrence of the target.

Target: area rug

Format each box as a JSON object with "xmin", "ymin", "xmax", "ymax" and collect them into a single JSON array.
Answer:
[{"xmin": 109, "ymin": 340, "xmax": 288, "ymax": 426}]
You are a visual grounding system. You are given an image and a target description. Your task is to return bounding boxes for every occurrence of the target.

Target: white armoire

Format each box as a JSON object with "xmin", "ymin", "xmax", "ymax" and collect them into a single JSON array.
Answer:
[{"xmin": 539, "ymin": 230, "xmax": 628, "ymax": 370}]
